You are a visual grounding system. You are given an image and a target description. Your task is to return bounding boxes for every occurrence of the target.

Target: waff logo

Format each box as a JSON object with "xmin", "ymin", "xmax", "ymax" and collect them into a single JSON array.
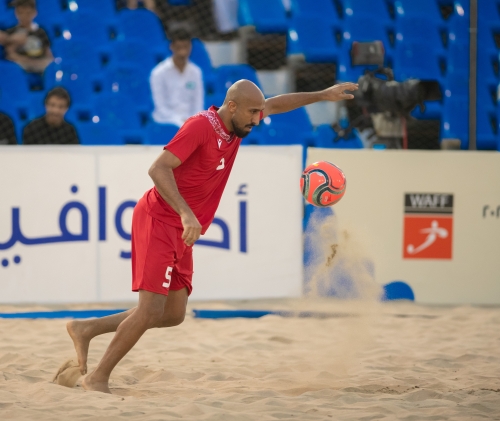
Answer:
[{"xmin": 403, "ymin": 193, "xmax": 454, "ymax": 260}]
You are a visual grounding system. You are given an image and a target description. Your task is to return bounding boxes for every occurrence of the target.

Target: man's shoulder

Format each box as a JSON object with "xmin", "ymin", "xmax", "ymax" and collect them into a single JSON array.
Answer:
[
  {"xmin": 187, "ymin": 61, "xmax": 203, "ymax": 76},
  {"xmin": 25, "ymin": 117, "xmax": 45, "ymax": 129},
  {"xmin": 183, "ymin": 111, "xmax": 213, "ymax": 131},
  {"xmin": 32, "ymin": 25, "xmax": 49, "ymax": 38},
  {"xmin": 151, "ymin": 57, "xmax": 173, "ymax": 75},
  {"xmin": 0, "ymin": 112, "xmax": 14, "ymax": 125},
  {"xmin": 61, "ymin": 119, "xmax": 76, "ymax": 129}
]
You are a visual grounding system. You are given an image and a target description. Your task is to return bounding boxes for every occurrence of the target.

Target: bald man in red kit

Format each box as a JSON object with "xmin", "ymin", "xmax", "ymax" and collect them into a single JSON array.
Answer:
[{"xmin": 65, "ymin": 80, "xmax": 358, "ymax": 393}]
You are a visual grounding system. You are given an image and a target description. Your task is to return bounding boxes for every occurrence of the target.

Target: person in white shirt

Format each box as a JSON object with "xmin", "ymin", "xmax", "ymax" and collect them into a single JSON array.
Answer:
[{"xmin": 150, "ymin": 29, "xmax": 204, "ymax": 127}]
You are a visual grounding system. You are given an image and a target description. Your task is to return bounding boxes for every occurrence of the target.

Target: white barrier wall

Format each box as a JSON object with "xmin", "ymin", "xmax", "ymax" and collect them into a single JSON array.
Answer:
[
  {"xmin": 0, "ymin": 146, "xmax": 303, "ymax": 304},
  {"xmin": 307, "ymin": 149, "xmax": 500, "ymax": 305}
]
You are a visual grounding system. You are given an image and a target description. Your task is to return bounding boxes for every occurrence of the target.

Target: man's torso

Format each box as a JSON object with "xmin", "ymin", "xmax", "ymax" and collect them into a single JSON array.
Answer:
[
  {"xmin": 151, "ymin": 58, "xmax": 201, "ymax": 125},
  {"xmin": 6, "ymin": 24, "xmax": 49, "ymax": 58},
  {"xmin": 146, "ymin": 107, "xmax": 241, "ymax": 233}
]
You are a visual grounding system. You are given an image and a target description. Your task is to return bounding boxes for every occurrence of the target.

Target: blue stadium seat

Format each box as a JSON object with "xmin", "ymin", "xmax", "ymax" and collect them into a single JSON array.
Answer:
[
  {"xmin": 393, "ymin": 43, "xmax": 444, "ymax": 81},
  {"xmin": 477, "ymin": 1, "xmax": 500, "ymax": 53},
  {"xmin": 144, "ymin": 122, "xmax": 180, "ymax": 145},
  {"xmin": 395, "ymin": 16, "xmax": 445, "ymax": 51},
  {"xmin": 477, "ymin": 26, "xmax": 499, "ymax": 52},
  {"xmin": 477, "ymin": 0, "xmax": 500, "ymax": 25},
  {"xmin": 288, "ymin": 16, "xmax": 337, "ymax": 63},
  {"xmin": 204, "ymin": 92, "xmax": 226, "ymax": 109},
  {"xmin": 27, "ymin": 90, "xmax": 47, "ymax": 121},
  {"xmin": 214, "ymin": 64, "xmax": 261, "ymax": 94},
  {"xmin": 448, "ymin": 41, "xmax": 469, "ymax": 74},
  {"xmin": 168, "ymin": 0, "xmax": 191, "ymax": 4},
  {"xmin": 395, "ymin": 0, "xmax": 443, "ymax": 22},
  {"xmin": 441, "ymin": 98, "xmax": 468, "ymax": 149},
  {"xmin": 341, "ymin": 0, "xmax": 392, "ymax": 21},
  {"xmin": 260, "ymin": 125, "xmax": 309, "ymax": 146},
  {"xmin": 111, "ymin": 40, "xmax": 162, "ymax": 78},
  {"xmin": 62, "ymin": 11, "xmax": 113, "ymax": 45},
  {"xmin": 263, "ymin": 107, "xmax": 312, "ymax": 132},
  {"xmin": 189, "ymin": 39, "xmax": 215, "ymax": 92},
  {"xmin": 34, "ymin": 0, "xmax": 64, "ymax": 39},
  {"xmin": 290, "ymin": 0, "xmax": 337, "ymax": 26},
  {"xmin": 51, "ymin": 39, "xmax": 103, "ymax": 73},
  {"xmin": 0, "ymin": 61, "xmax": 30, "ymax": 113},
  {"xmin": 189, "ymin": 39, "xmax": 213, "ymax": 76},
  {"xmin": 117, "ymin": 8, "xmax": 166, "ymax": 44},
  {"xmin": 238, "ymin": 0, "xmax": 288, "ymax": 33},
  {"xmin": 65, "ymin": 0, "xmax": 117, "ymax": 23},
  {"xmin": 260, "ymin": 107, "xmax": 316, "ymax": 146},
  {"xmin": 92, "ymin": 93, "xmax": 142, "ymax": 132},
  {"xmin": 447, "ymin": 0, "xmax": 469, "ymax": 45},
  {"xmin": 75, "ymin": 121, "xmax": 123, "ymax": 145},
  {"xmin": 44, "ymin": 62, "xmax": 102, "ymax": 113},
  {"xmin": 104, "ymin": 65, "xmax": 153, "ymax": 114},
  {"xmin": 314, "ymin": 124, "xmax": 364, "ymax": 148},
  {"xmin": 443, "ymin": 72, "xmax": 469, "ymax": 99},
  {"xmin": 0, "ymin": 6, "xmax": 16, "ymax": 29},
  {"xmin": 476, "ymin": 48, "xmax": 498, "ymax": 81}
]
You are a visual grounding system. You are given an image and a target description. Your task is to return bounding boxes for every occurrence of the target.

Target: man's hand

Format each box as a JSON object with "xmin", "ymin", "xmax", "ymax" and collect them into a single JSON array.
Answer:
[
  {"xmin": 8, "ymin": 31, "xmax": 28, "ymax": 46},
  {"xmin": 180, "ymin": 211, "xmax": 202, "ymax": 246},
  {"xmin": 321, "ymin": 82, "xmax": 359, "ymax": 101}
]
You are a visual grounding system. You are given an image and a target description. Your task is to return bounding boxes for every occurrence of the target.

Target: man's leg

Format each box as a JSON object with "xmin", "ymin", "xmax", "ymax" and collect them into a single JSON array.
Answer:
[
  {"xmin": 67, "ymin": 308, "xmax": 136, "ymax": 375},
  {"xmin": 154, "ymin": 287, "xmax": 189, "ymax": 328},
  {"xmin": 82, "ymin": 290, "xmax": 166, "ymax": 393},
  {"xmin": 67, "ymin": 288, "xmax": 188, "ymax": 375}
]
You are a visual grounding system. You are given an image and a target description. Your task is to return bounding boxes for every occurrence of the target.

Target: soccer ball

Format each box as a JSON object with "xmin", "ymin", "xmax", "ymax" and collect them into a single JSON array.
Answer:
[{"xmin": 300, "ymin": 161, "xmax": 346, "ymax": 207}]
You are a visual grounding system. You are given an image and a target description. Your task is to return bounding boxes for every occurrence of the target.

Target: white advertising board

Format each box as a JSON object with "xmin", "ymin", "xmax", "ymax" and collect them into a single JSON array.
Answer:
[
  {"xmin": 0, "ymin": 146, "xmax": 303, "ymax": 304},
  {"xmin": 307, "ymin": 149, "xmax": 500, "ymax": 305}
]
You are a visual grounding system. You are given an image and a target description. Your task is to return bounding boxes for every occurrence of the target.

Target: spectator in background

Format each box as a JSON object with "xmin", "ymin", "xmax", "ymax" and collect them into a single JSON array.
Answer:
[
  {"xmin": 126, "ymin": 0, "xmax": 156, "ymax": 13},
  {"xmin": 150, "ymin": 28, "xmax": 204, "ymax": 127},
  {"xmin": 212, "ymin": 0, "xmax": 239, "ymax": 34},
  {"xmin": 23, "ymin": 87, "xmax": 79, "ymax": 145},
  {"xmin": 0, "ymin": 0, "xmax": 53, "ymax": 73},
  {"xmin": 0, "ymin": 113, "xmax": 17, "ymax": 145}
]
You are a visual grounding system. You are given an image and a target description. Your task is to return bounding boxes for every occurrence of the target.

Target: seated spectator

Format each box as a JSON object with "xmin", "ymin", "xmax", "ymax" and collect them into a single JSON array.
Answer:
[
  {"xmin": 150, "ymin": 28, "xmax": 204, "ymax": 127},
  {"xmin": 126, "ymin": 0, "xmax": 156, "ymax": 13},
  {"xmin": 23, "ymin": 87, "xmax": 79, "ymax": 145},
  {"xmin": 0, "ymin": 113, "xmax": 17, "ymax": 145},
  {"xmin": 0, "ymin": 0, "xmax": 53, "ymax": 73}
]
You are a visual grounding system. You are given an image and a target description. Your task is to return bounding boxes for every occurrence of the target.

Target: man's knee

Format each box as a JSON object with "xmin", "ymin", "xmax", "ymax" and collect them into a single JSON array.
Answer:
[
  {"xmin": 137, "ymin": 301, "xmax": 165, "ymax": 327},
  {"xmin": 157, "ymin": 311, "xmax": 185, "ymax": 328}
]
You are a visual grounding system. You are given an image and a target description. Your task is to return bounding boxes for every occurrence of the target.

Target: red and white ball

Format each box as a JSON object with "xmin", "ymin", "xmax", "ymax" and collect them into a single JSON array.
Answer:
[{"xmin": 300, "ymin": 161, "xmax": 346, "ymax": 207}]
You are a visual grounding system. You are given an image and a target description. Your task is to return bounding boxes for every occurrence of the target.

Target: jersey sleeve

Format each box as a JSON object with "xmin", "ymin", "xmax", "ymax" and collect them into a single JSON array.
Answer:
[{"xmin": 164, "ymin": 116, "xmax": 209, "ymax": 163}]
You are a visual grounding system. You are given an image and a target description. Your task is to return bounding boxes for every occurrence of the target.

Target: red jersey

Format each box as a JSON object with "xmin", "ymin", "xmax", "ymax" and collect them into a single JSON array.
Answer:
[{"xmin": 145, "ymin": 106, "xmax": 245, "ymax": 234}]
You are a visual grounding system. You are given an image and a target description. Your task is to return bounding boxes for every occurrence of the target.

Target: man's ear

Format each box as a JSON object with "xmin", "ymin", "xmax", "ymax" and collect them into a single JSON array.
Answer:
[{"xmin": 228, "ymin": 100, "xmax": 237, "ymax": 113}]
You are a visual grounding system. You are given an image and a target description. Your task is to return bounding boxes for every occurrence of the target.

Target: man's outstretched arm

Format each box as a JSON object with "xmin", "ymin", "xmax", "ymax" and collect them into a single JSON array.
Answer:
[{"xmin": 263, "ymin": 82, "xmax": 358, "ymax": 118}]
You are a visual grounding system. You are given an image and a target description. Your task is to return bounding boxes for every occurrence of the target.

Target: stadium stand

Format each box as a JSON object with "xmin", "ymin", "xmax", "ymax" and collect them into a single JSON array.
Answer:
[{"xmin": 0, "ymin": 0, "xmax": 496, "ymax": 150}]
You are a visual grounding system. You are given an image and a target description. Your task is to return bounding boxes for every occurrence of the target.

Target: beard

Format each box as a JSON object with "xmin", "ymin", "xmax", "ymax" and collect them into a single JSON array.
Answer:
[{"xmin": 232, "ymin": 118, "xmax": 255, "ymax": 138}]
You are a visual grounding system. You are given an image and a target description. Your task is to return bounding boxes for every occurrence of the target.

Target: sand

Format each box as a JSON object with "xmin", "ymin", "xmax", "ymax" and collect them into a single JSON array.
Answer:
[{"xmin": 0, "ymin": 298, "xmax": 499, "ymax": 421}]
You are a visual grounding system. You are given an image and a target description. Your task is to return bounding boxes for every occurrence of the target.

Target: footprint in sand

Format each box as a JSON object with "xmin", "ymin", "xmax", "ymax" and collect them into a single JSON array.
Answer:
[{"xmin": 52, "ymin": 359, "xmax": 82, "ymax": 388}]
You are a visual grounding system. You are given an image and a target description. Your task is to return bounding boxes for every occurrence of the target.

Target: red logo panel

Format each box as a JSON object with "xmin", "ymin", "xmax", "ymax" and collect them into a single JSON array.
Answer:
[{"xmin": 403, "ymin": 216, "xmax": 453, "ymax": 259}]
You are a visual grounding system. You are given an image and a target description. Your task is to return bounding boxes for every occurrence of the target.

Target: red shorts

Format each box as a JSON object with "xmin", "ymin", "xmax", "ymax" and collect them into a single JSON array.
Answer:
[{"xmin": 131, "ymin": 197, "xmax": 193, "ymax": 296}]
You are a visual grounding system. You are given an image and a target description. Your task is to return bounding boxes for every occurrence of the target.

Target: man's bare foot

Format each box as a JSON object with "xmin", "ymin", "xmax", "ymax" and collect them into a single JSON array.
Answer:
[
  {"xmin": 66, "ymin": 320, "xmax": 91, "ymax": 375},
  {"xmin": 82, "ymin": 372, "xmax": 111, "ymax": 394}
]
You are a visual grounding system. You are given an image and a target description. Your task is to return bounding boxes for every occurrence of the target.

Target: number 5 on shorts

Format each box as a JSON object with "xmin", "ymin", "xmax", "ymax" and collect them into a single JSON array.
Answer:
[{"xmin": 162, "ymin": 266, "xmax": 173, "ymax": 288}]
